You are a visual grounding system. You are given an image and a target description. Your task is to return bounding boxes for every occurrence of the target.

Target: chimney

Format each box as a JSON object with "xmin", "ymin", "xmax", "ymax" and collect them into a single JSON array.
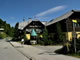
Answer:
[
  {"xmin": 23, "ymin": 17, "xmax": 25, "ymax": 21},
  {"xmin": 23, "ymin": 18, "xmax": 25, "ymax": 21},
  {"xmin": 28, "ymin": 18, "xmax": 32, "ymax": 23}
]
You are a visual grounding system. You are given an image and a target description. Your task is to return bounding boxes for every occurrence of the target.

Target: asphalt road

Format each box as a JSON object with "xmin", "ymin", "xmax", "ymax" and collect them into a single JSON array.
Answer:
[
  {"xmin": 10, "ymin": 41, "xmax": 80, "ymax": 60},
  {"xmin": 0, "ymin": 39, "xmax": 29, "ymax": 60}
]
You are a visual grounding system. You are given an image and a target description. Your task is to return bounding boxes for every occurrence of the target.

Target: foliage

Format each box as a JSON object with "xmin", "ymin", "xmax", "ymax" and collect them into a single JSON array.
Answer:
[
  {"xmin": 68, "ymin": 53, "xmax": 80, "ymax": 58},
  {"xmin": 70, "ymin": 38, "xmax": 80, "ymax": 53},
  {"xmin": 37, "ymin": 39, "xmax": 45, "ymax": 45},
  {"xmin": 55, "ymin": 43, "xmax": 71, "ymax": 54},
  {"xmin": 37, "ymin": 27, "xmax": 53, "ymax": 45},
  {"xmin": 54, "ymin": 22, "xmax": 65, "ymax": 44},
  {"xmin": 12, "ymin": 22, "xmax": 20, "ymax": 41},
  {"xmin": 75, "ymin": 38, "xmax": 80, "ymax": 51},
  {"xmin": 42, "ymin": 27, "xmax": 49, "ymax": 45},
  {"xmin": 36, "ymin": 34, "xmax": 44, "ymax": 45},
  {"xmin": 55, "ymin": 39, "xmax": 80, "ymax": 58},
  {"xmin": 0, "ymin": 32, "xmax": 6, "ymax": 39},
  {"xmin": 0, "ymin": 19, "xmax": 14, "ymax": 37},
  {"xmin": 55, "ymin": 38, "xmax": 80, "ymax": 55}
]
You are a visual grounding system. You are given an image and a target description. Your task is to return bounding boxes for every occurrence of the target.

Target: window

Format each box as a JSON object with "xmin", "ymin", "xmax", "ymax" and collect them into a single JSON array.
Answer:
[
  {"xmin": 36, "ymin": 29, "xmax": 41, "ymax": 33},
  {"xmin": 74, "ymin": 22, "xmax": 80, "ymax": 27},
  {"xmin": 78, "ymin": 22, "xmax": 80, "ymax": 27}
]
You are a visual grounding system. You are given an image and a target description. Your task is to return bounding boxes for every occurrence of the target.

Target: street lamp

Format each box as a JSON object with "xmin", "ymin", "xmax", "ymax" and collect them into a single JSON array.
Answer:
[{"xmin": 72, "ymin": 19, "xmax": 77, "ymax": 53}]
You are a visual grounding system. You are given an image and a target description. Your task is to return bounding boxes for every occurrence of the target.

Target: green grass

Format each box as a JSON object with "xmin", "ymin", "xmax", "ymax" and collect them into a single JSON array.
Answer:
[
  {"xmin": 32, "ymin": 44, "xmax": 63, "ymax": 46},
  {"xmin": 68, "ymin": 53, "xmax": 80, "ymax": 58},
  {"xmin": 55, "ymin": 47, "xmax": 80, "ymax": 58},
  {"xmin": 17, "ymin": 41, "xmax": 21, "ymax": 43}
]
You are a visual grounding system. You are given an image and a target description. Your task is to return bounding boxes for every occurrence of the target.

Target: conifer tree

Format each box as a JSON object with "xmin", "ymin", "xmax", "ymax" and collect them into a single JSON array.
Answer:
[
  {"xmin": 43, "ymin": 27, "xmax": 48, "ymax": 45},
  {"xmin": 55, "ymin": 22, "xmax": 65, "ymax": 44}
]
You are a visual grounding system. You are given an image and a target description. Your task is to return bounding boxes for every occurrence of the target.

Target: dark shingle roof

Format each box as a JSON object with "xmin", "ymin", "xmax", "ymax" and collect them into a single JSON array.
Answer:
[
  {"xmin": 18, "ymin": 19, "xmax": 46, "ymax": 30},
  {"xmin": 46, "ymin": 10, "xmax": 80, "ymax": 26},
  {"xmin": 18, "ymin": 21, "xmax": 32, "ymax": 30}
]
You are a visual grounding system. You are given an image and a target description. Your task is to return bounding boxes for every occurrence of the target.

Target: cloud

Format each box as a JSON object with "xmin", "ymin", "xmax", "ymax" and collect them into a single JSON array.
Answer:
[
  {"xmin": 35, "ymin": 5, "xmax": 66, "ymax": 17},
  {"xmin": 10, "ymin": 17, "xmax": 16, "ymax": 20},
  {"xmin": 39, "ymin": 17, "xmax": 49, "ymax": 19}
]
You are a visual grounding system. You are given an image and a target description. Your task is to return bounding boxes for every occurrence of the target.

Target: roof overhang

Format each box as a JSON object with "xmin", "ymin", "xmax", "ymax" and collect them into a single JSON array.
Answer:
[{"xmin": 46, "ymin": 10, "xmax": 80, "ymax": 26}]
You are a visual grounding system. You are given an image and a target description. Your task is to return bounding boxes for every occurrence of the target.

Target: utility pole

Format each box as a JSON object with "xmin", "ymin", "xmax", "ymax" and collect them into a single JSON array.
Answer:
[
  {"xmin": 72, "ymin": 19, "xmax": 77, "ymax": 53},
  {"xmin": 66, "ymin": 19, "xmax": 69, "ymax": 41}
]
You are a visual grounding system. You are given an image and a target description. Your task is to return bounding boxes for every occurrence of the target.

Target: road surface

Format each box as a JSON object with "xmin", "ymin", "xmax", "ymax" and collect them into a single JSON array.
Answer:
[{"xmin": 0, "ymin": 39, "xmax": 28, "ymax": 60}]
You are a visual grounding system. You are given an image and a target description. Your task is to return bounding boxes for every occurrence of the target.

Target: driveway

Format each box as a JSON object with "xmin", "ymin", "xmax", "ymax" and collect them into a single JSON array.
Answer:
[{"xmin": 10, "ymin": 42, "xmax": 80, "ymax": 60}]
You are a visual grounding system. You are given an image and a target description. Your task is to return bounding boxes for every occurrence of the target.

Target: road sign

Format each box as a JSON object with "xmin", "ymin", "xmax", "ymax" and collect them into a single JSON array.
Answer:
[{"xmin": 72, "ymin": 19, "xmax": 77, "ymax": 23}]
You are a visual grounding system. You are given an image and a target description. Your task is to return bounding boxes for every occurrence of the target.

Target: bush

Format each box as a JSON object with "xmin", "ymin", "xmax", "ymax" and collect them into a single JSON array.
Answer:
[
  {"xmin": 42, "ymin": 27, "xmax": 49, "ymax": 45},
  {"xmin": 54, "ymin": 23, "xmax": 65, "ymax": 44},
  {"xmin": 0, "ymin": 33, "xmax": 6, "ymax": 39},
  {"xmin": 48, "ymin": 40, "xmax": 53, "ymax": 45},
  {"xmin": 70, "ymin": 38, "xmax": 80, "ymax": 53},
  {"xmin": 24, "ymin": 40, "xmax": 30, "ymax": 45},
  {"xmin": 37, "ymin": 40, "xmax": 45, "ymax": 45},
  {"xmin": 76, "ymin": 38, "xmax": 80, "ymax": 51},
  {"xmin": 55, "ymin": 38, "xmax": 80, "ymax": 54}
]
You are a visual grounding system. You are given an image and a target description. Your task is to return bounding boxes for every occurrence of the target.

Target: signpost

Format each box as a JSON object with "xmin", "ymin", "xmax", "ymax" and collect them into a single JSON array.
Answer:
[{"xmin": 72, "ymin": 19, "xmax": 77, "ymax": 53}]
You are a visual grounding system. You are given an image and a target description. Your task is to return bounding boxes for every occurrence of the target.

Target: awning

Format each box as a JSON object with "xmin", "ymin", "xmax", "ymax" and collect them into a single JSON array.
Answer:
[{"xmin": 31, "ymin": 29, "xmax": 37, "ymax": 36}]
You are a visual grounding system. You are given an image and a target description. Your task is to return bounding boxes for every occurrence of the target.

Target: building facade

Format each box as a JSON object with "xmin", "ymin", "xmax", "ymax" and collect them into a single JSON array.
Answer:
[
  {"xmin": 47, "ymin": 10, "xmax": 80, "ymax": 41},
  {"xmin": 15, "ymin": 18, "xmax": 46, "ymax": 40},
  {"xmin": 15, "ymin": 10, "xmax": 80, "ymax": 41}
]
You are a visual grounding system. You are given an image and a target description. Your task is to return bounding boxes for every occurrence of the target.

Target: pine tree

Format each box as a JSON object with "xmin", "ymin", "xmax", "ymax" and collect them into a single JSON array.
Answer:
[
  {"xmin": 43, "ymin": 27, "xmax": 49, "ymax": 45},
  {"xmin": 0, "ymin": 18, "xmax": 14, "ymax": 37},
  {"xmin": 55, "ymin": 23, "xmax": 65, "ymax": 44}
]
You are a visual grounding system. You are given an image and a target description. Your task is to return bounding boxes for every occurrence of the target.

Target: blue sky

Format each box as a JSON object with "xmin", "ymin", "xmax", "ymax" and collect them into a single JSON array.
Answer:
[{"xmin": 0, "ymin": 0, "xmax": 80, "ymax": 26}]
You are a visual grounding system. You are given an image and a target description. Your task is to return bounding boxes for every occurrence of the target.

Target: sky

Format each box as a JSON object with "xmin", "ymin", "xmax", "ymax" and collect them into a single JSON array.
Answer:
[{"xmin": 0, "ymin": 0, "xmax": 80, "ymax": 26}]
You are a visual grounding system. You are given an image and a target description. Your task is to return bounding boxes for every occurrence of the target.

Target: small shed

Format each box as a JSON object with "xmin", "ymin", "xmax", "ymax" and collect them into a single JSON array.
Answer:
[{"xmin": 0, "ymin": 28, "xmax": 4, "ymax": 34}]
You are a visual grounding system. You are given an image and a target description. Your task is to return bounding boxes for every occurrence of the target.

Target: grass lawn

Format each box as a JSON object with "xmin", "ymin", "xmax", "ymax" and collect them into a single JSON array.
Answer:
[
  {"xmin": 68, "ymin": 53, "xmax": 80, "ymax": 58},
  {"xmin": 55, "ymin": 48, "xmax": 80, "ymax": 58}
]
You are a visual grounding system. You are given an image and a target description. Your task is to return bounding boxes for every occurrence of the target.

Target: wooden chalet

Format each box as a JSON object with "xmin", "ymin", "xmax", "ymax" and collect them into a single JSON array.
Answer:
[
  {"xmin": 15, "ymin": 10, "xmax": 80, "ymax": 41},
  {"xmin": 16, "ymin": 18, "xmax": 45, "ymax": 40},
  {"xmin": 47, "ymin": 10, "xmax": 80, "ymax": 41}
]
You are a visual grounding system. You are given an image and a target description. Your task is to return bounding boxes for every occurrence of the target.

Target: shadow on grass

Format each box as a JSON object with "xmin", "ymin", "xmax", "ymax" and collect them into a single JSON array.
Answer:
[
  {"xmin": 55, "ymin": 47, "xmax": 80, "ymax": 58},
  {"xmin": 38, "ymin": 50, "xmax": 61, "ymax": 55}
]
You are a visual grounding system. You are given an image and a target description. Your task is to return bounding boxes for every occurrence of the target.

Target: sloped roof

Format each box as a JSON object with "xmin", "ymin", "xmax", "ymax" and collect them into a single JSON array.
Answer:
[
  {"xmin": 46, "ymin": 10, "xmax": 80, "ymax": 26},
  {"xmin": 33, "ymin": 19, "xmax": 47, "ymax": 25},
  {"xmin": 18, "ymin": 21, "xmax": 32, "ymax": 30},
  {"xmin": 18, "ymin": 19, "xmax": 45, "ymax": 30},
  {"xmin": 42, "ymin": 21, "xmax": 47, "ymax": 25}
]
